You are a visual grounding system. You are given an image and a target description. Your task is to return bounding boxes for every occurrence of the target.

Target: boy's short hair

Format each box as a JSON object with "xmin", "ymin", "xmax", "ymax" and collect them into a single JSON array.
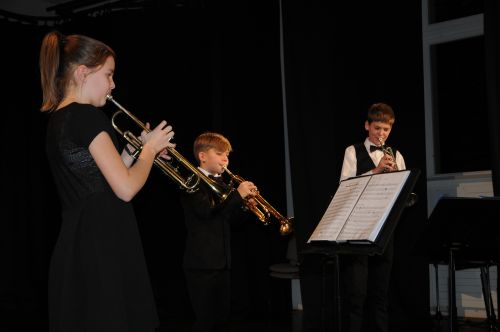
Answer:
[
  {"xmin": 367, "ymin": 102, "xmax": 395, "ymax": 125},
  {"xmin": 193, "ymin": 132, "xmax": 232, "ymax": 163}
]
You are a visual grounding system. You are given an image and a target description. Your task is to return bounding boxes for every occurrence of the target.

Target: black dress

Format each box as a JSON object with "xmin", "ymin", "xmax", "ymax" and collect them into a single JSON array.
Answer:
[{"xmin": 45, "ymin": 103, "xmax": 159, "ymax": 332}]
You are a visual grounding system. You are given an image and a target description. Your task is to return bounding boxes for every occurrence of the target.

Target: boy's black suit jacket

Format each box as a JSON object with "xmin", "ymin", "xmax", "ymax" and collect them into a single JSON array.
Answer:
[{"xmin": 180, "ymin": 179, "xmax": 246, "ymax": 270}]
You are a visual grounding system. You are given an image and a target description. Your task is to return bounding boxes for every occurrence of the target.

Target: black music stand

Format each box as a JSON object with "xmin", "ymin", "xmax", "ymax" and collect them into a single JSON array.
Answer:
[
  {"xmin": 418, "ymin": 196, "xmax": 500, "ymax": 332},
  {"xmin": 301, "ymin": 169, "xmax": 420, "ymax": 332}
]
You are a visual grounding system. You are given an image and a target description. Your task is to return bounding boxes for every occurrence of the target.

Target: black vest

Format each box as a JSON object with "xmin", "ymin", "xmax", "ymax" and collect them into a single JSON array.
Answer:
[{"xmin": 353, "ymin": 143, "xmax": 398, "ymax": 175}]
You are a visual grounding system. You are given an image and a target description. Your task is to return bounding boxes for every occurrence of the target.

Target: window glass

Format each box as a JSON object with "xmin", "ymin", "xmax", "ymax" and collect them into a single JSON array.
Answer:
[{"xmin": 432, "ymin": 36, "xmax": 489, "ymax": 173}]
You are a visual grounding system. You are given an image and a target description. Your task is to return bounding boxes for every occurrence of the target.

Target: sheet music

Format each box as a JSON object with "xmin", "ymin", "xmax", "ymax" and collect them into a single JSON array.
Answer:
[
  {"xmin": 337, "ymin": 171, "xmax": 410, "ymax": 241},
  {"xmin": 307, "ymin": 176, "xmax": 370, "ymax": 242},
  {"xmin": 308, "ymin": 170, "xmax": 410, "ymax": 243}
]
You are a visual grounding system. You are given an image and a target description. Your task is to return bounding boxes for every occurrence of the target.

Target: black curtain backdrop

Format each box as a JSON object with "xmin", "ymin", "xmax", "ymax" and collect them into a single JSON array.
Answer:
[
  {"xmin": 282, "ymin": 1, "xmax": 431, "ymax": 331},
  {"xmin": 485, "ymin": 0, "xmax": 500, "ymax": 317},
  {"xmin": 2, "ymin": 1, "xmax": 288, "ymax": 331}
]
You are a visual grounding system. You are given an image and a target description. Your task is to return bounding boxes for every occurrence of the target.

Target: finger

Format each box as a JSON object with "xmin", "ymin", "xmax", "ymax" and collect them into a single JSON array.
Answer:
[
  {"xmin": 155, "ymin": 120, "xmax": 167, "ymax": 131},
  {"xmin": 159, "ymin": 154, "xmax": 171, "ymax": 160}
]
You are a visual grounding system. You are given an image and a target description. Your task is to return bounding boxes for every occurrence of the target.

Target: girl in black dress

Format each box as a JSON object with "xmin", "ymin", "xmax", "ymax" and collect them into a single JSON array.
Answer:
[{"xmin": 39, "ymin": 31, "xmax": 175, "ymax": 332}]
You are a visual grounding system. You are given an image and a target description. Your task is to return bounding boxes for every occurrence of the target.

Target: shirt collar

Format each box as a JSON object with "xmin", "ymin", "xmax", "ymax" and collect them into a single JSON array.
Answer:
[
  {"xmin": 364, "ymin": 137, "xmax": 381, "ymax": 152},
  {"xmin": 198, "ymin": 166, "xmax": 220, "ymax": 177}
]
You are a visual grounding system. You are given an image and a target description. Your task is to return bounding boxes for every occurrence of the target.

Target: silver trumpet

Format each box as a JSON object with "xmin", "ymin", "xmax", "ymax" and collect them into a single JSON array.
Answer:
[
  {"xmin": 378, "ymin": 137, "xmax": 398, "ymax": 171},
  {"xmin": 378, "ymin": 137, "xmax": 417, "ymax": 207}
]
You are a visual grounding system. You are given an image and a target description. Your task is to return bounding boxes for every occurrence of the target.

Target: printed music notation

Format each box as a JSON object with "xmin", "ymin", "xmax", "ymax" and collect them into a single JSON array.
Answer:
[{"xmin": 308, "ymin": 170, "xmax": 411, "ymax": 243}]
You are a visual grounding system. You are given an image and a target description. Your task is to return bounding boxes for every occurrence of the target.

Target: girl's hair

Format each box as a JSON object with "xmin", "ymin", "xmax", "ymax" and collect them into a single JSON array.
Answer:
[
  {"xmin": 193, "ymin": 132, "xmax": 232, "ymax": 163},
  {"xmin": 39, "ymin": 31, "xmax": 116, "ymax": 112},
  {"xmin": 366, "ymin": 102, "xmax": 395, "ymax": 125}
]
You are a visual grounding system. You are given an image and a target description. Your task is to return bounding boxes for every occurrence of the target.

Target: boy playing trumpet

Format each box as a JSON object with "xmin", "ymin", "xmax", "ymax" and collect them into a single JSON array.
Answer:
[{"xmin": 339, "ymin": 102, "xmax": 406, "ymax": 332}]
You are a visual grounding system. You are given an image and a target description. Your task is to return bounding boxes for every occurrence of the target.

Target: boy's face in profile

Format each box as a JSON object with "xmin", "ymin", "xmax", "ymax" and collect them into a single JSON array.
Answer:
[
  {"xmin": 199, "ymin": 148, "xmax": 230, "ymax": 175},
  {"xmin": 365, "ymin": 120, "xmax": 392, "ymax": 146}
]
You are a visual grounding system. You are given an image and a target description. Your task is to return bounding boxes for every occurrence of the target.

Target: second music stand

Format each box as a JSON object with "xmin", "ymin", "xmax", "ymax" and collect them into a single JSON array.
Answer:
[{"xmin": 418, "ymin": 196, "xmax": 500, "ymax": 332}]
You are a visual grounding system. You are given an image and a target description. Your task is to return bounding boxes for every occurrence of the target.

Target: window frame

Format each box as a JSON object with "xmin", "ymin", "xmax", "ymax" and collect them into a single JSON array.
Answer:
[{"xmin": 422, "ymin": 0, "xmax": 484, "ymax": 177}]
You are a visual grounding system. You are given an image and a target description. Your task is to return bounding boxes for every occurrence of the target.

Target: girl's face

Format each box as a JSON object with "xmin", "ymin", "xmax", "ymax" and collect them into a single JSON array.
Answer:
[
  {"xmin": 365, "ymin": 120, "xmax": 392, "ymax": 145},
  {"xmin": 199, "ymin": 148, "xmax": 230, "ymax": 175},
  {"xmin": 82, "ymin": 56, "xmax": 115, "ymax": 107}
]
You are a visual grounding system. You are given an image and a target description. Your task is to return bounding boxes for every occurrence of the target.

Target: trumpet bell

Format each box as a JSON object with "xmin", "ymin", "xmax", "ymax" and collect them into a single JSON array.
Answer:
[
  {"xmin": 279, "ymin": 217, "xmax": 294, "ymax": 236},
  {"xmin": 223, "ymin": 166, "xmax": 294, "ymax": 236}
]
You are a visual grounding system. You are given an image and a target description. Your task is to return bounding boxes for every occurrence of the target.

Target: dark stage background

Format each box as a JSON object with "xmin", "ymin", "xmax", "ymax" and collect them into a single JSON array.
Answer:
[
  {"xmin": 2, "ymin": 1, "xmax": 289, "ymax": 330},
  {"xmin": 9, "ymin": 0, "xmax": 500, "ymax": 331}
]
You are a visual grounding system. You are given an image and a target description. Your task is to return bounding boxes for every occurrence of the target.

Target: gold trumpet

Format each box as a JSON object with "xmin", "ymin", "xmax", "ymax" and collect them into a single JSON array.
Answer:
[
  {"xmin": 222, "ymin": 166, "xmax": 294, "ymax": 236},
  {"xmin": 106, "ymin": 95, "xmax": 232, "ymax": 199}
]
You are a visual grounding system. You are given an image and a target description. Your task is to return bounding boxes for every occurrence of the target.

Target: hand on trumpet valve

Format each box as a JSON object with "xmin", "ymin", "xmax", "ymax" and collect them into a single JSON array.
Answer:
[
  {"xmin": 246, "ymin": 197, "xmax": 258, "ymax": 207},
  {"xmin": 140, "ymin": 121, "xmax": 176, "ymax": 158},
  {"xmin": 158, "ymin": 148, "xmax": 171, "ymax": 160},
  {"xmin": 376, "ymin": 155, "xmax": 396, "ymax": 173},
  {"xmin": 237, "ymin": 181, "xmax": 257, "ymax": 200}
]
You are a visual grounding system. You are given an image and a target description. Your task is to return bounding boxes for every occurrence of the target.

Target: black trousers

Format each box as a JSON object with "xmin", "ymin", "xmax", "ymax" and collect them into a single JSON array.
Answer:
[
  {"xmin": 340, "ymin": 239, "xmax": 394, "ymax": 332},
  {"xmin": 184, "ymin": 269, "xmax": 231, "ymax": 332}
]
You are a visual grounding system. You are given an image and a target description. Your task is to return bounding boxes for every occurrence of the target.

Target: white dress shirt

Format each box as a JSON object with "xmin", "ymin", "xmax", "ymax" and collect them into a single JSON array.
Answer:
[{"xmin": 340, "ymin": 137, "xmax": 406, "ymax": 182}]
